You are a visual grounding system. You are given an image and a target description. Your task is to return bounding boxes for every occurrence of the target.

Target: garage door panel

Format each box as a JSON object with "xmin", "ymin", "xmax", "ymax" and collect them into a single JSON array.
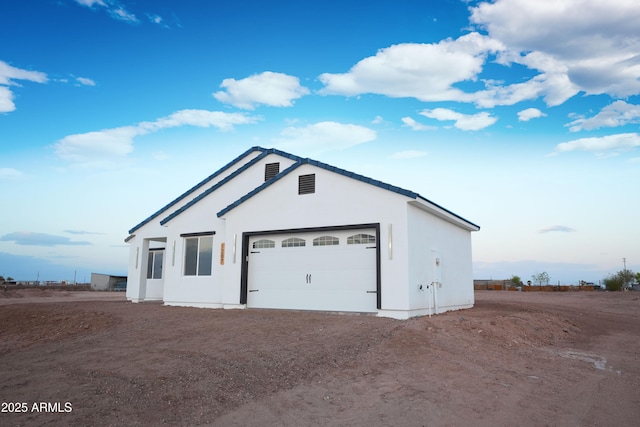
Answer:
[
  {"xmin": 247, "ymin": 228, "xmax": 377, "ymax": 312},
  {"xmin": 249, "ymin": 288, "xmax": 376, "ymax": 312}
]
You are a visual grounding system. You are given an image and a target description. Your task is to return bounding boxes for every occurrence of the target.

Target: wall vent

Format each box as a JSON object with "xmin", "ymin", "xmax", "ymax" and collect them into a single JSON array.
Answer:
[
  {"xmin": 264, "ymin": 162, "xmax": 280, "ymax": 181},
  {"xmin": 298, "ymin": 173, "xmax": 315, "ymax": 195}
]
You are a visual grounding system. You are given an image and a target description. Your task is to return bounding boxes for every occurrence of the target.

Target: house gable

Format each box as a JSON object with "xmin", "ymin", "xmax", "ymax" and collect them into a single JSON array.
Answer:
[{"xmin": 216, "ymin": 151, "xmax": 479, "ymax": 232}]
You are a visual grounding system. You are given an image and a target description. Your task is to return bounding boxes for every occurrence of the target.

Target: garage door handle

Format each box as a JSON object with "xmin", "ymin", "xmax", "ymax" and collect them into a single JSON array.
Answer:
[
  {"xmin": 249, "ymin": 289, "xmax": 259, "ymax": 292},
  {"xmin": 366, "ymin": 246, "xmax": 376, "ymax": 249},
  {"xmin": 306, "ymin": 274, "xmax": 312, "ymax": 284},
  {"xmin": 366, "ymin": 290, "xmax": 377, "ymax": 293}
]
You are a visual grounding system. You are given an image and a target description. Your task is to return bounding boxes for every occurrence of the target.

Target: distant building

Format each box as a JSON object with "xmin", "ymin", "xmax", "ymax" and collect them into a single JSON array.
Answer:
[{"xmin": 91, "ymin": 273, "xmax": 127, "ymax": 291}]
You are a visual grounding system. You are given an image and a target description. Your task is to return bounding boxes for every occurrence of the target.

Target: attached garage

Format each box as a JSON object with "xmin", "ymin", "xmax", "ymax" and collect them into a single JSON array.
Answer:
[{"xmin": 242, "ymin": 225, "xmax": 380, "ymax": 313}]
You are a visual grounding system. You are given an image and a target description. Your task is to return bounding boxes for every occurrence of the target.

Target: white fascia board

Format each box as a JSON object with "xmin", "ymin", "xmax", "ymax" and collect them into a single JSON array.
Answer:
[{"xmin": 407, "ymin": 200, "xmax": 480, "ymax": 232}]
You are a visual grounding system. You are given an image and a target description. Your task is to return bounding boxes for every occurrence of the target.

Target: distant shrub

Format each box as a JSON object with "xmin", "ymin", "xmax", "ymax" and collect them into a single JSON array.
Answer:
[
  {"xmin": 603, "ymin": 269, "xmax": 635, "ymax": 291},
  {"xmin": 603, "ymin": 276, "xmax": 623, "ymax": 291}
]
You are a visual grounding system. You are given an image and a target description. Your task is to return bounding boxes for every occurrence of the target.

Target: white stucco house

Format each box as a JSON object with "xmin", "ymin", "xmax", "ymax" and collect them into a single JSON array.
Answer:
[{"xmin": 125, "ymin": 146, "xmax": 480, "ymax": 319}]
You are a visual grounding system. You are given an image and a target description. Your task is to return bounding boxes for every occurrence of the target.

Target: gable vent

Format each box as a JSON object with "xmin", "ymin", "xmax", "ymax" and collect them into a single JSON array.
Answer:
[
  {"xmin": 298, "ymin": 173, "xmax": 315, "ymax": 195},
  {"xmin": 264, "ymin": 162, "xmax": 280, "ymax": 181}
]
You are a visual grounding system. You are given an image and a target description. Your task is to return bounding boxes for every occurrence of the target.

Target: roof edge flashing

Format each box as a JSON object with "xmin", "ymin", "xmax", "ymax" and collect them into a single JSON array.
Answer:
[{"xmin": 408, "ymin": 200, "xmax": 480, "ymax": 232}]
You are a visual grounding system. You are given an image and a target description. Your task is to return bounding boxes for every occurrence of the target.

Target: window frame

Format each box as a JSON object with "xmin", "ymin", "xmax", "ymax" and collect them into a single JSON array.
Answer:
[
  {"xmin": 282, "ymin": 237, "xmax": 306, "ymax": 248},
  {"xmin": 347, "ymin": 233, "xmax": 376, "ymax": 245},
  {"xmin": 252, "ymin": 239, "xmax": 275, "ymax": 249},
  {"xmin": 183, "ymin": 234, "xmax": 214, "ymax": 276},
  {"xmin": 146, "ymin": 249, "xmax": 164, "ymax": 280},
  {"xmin": 313, "ymin": 235, "xmax": 339, "ymax": 246}
]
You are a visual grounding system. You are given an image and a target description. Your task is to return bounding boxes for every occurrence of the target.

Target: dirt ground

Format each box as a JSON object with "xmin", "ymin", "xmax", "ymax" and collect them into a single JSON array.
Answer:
[{"xmin": 1, "ymin": 289, "xmax": 639, "ymax": 427}]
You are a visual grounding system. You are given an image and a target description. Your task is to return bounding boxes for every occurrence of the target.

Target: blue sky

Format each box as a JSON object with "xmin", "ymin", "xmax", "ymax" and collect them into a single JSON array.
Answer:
[{"xmin": 1, "ymin": 0, "xmax": 639, "ymax": 284}]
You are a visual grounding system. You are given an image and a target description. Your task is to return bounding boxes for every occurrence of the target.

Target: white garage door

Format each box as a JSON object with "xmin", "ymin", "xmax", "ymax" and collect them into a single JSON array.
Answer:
[{"xmin": 247, "ymin": 228, "xmax": 378, "ymax": 312}]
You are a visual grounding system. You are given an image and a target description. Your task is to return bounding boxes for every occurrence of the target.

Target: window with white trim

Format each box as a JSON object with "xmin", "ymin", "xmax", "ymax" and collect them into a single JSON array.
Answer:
[
  {"xmin": 146, "ymin": 249, "xmax": 164, "ymax": 279},
  {"xmin": 347, "ymin": 233, "xmax": 376, "ymax": 244},
  {"xmin": 282, "ymin": 237, "xmax": 306, "ymax": 247},
  {"xmin": 184, "ymin": 235, "xmax": 213, "ymax": 276},
  {"xmin": 253, "ymin": 239, "xmax": 275, "ymax": 249},
  {"xmin": 313, "ymin": 236, "xmax": 339, "ymax": 246}
]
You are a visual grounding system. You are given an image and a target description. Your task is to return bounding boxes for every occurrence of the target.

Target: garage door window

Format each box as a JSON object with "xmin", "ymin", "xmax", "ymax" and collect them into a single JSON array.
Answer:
[
  {"xmin": 184, "ymin": 235, "xmax": 213, "ymax": 276},
  {"xmin": 347, "ymin": 233, "xmax": 376, "ymax": 244},
  {"xmin": 253, "ymin": 239, "xmax": 275, "ymax": 249},
  {"xmin": 313, "ymin": 236, "xmax": 339, "ymax": 246},
  {"xmin": 282, "ymin": 237, "xmax": 306, "ymax": 247}
]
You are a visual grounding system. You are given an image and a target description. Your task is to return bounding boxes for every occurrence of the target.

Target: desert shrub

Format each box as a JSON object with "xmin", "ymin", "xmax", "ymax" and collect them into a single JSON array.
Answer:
[{"xmin": 603, "ymin": 269, "xmax": 635, "ymax": 291}]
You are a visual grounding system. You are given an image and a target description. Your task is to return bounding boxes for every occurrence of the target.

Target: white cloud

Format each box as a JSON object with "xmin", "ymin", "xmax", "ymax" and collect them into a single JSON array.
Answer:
[
  {"xmin": 470, "ymin": 0, "xmax": 640, "ymax": 99},
  {"xmin": 273, "ymin": 121, "xmax": 376, "ymax": 154},
  {"xmin": 55, "ymin": 110, "xmax": 260, "ymax": 166},
  {"xmin": 0, "ymin": 168, "xmax": 27, "ymax": 180},
  {"xmin": 518, "ymin": 108, "xmax": 546, "ymax": 122},
  {"xmin": 0, "ymin": 86, "xmax": 15, "ymax": 113},
  {"xmin": 419, "ymin": 108, "xmax": 498, "ymax": 131},
  {"xmin": 214, "ymin": 72, "xmax": 310, "ymax": 110},
  {"xmin": 64, "ymin": 230, "xmax": 103, "ymax": 235},
  {"xmin": 539, "ymin": 225, "xmax": 576, "ymax": 234},
  {"xmin": 470, "ymin": 63, "xmax": 579, "ymax": 108},
  {"xmin": 401, "ymin": 117, "xmax": 436, "ymax": 131},
  {"xmin": 0, "ymin": 60, "xmax": 48, "ymax": 113},
  {"xmin": 318, "ymin": 32, "xmax": 503, "ymax": 103},
  {"xmin": 566, "ymin": 101, "xmax": 640, "ymax": 132},
  {"xmin": 55, "ymin": 126, "xmax": 139, "ymax": 164},
  {"xmin": 0, "ymin": 61, "xmax": 48, "ymax": 86},
  {"xmin": 315, "ymin": 1, "xmax": 640, "ymax": 108},
  {"xmin": 74, "ymin": 0, "xmax": 105, "ymax": 6},
  {"xmin": 148, "ymin": 14, "xmax": 164, "ymax": 26},
  {"xmin": 74, "ymin": 0, "xmax": 138, "ymax": 23},
  {"xmin": 390, "ymin": 150, "xmax": 428, "ymax": 159},
  {"xmin": 110, "ymin": 5, "xmax": 137, "ymax": 22},
  {"xmin": 76, "ymin": 77, "xmax": 96, "ymax": 86},
  {"xmin": 371, "ymin": 116, "xmax": 384, "ymax": 124},
  {"xmin": 143, "ymin": 109, "xmax": 260, "ymax": 132},
  {"xmin": 0, "ymin": 231, "xmax": 92, "ymax": 246},
  {"xmin": 553, "ymin": 133, "xmax": 640, "ymax": 155}
]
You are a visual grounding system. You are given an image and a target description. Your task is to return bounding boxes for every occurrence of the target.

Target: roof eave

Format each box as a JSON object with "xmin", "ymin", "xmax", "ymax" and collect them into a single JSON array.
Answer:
[{"xmin": 408, "ymin": 199, "xmax": 480, "ymax": 232}]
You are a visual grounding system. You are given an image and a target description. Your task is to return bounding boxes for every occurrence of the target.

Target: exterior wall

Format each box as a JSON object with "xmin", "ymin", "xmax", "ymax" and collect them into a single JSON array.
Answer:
[
  {"xmin": 91, "ymin": 273, "xmax": 111, "ymax": 291},
  {"xmin": 126, "ymin": 151, "xmax": 297, "ymax": 305},
  {"xmin": 219, "ymin": 163, "xmax": 412, "ymax": 313},
  {"xmin": 405, "ymin": 204, "xmax": 474, "ymax": 316},
  {"xmin": 92, "ymin": 273, "xmax": 127, "ymax": 291},
  {"xmin": 125, "ymin": 235, "xmax": 143, "ymax": 301}
]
